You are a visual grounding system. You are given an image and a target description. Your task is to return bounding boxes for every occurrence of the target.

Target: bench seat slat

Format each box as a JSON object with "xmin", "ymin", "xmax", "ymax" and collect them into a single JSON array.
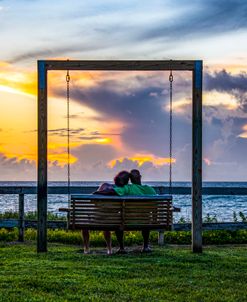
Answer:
[
  {"xmin": 71, "ymin": 204, "xmax": 122, "ymax": 207},
  {"xmin": 67, "ymin": 194, "xmax": 173, "ymax": 231},
  {"xmin": 72, "ymin": 216, "xmax": 122, "ymax": 221},
  {"xmin": 69, "ymin": 224, "xmax": 172, "ymax": 231},
  {"xmin": 71, "ymin": 210, "xmax": 121, "ymax": 214},
  {"xmin": 71, "ymin": 194, "xmax": 172, "ymax": 201}
]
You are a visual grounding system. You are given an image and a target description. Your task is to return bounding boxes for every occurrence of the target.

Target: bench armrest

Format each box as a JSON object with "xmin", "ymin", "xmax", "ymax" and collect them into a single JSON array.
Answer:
[
  {"xmin": 171, "ymin": 206, "xmax": 181, "ymax": 213},
  {"xmin": 59, "ymin": 207, "xmax": 71, "ymax": 213}
]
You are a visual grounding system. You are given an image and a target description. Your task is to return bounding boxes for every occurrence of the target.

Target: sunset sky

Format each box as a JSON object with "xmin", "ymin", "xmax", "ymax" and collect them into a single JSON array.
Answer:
[{"xmin": 0, "ymin": 0, "xmax": 247, "ymax": 181}]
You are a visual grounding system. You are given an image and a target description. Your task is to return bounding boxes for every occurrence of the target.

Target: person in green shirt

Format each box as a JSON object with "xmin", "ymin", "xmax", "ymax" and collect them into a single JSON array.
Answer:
[
  {"xmin": 88, "ymin": 170, "xmax": 156, "ymax": 254},
  {"xmin": 114, "ymin": 169, "xmax": 156, "ymax": 253}
]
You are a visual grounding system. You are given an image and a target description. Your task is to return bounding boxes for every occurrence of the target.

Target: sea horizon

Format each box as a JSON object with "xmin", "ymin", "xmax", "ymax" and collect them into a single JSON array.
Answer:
[
  {"xmin": 0, "ymin": 181, "xmax": 246, "ymax": 222},
  {"xmin": 1, "ymin": 180, "xmax": 247, "ymax": 186}
]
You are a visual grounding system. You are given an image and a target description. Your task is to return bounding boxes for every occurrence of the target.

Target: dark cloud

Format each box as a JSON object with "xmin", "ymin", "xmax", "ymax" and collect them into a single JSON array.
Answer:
[
  {"xmin": 202, "ymin": 135, "xmax": 247, "ymax": 181},
  {"xmin": 64, "ymin": 113, "xmax": 84, "ymax": 119},
  {"xmin": 8, "ymin": 43, "xmax": 98, "ymax": 64},
  {"xmin": 47, "ymin": 127, "xmax": 115, "ymax": 141},
  {"xmin": 48, "ymin": 128, "xmax": 85, "ymax": 137},
  {"xmin": 0, "ymin": 153, "xmax": 35, "ymax": 181},
  {"xmin": 69, "ymin": 144, "xmax": 118, "ymax": 181},
  {"xmin": 205, "ymin": 69, "xmax": 247, "ymax": 92},
  {"xmin": 204, "ymin": 69, "xmax": 247, "ymax": 111},
  {"xmin": 140, "ymin": 0, "xmax": 247, "ymax": 42},
  {"xmin": 8, "ymin": 47, "xmax": 73, "ymax": 64},
  {"xmin": 78, "ymin": 136, "xmax": 102, "ymax": 140},
  {"xmin": 90, "ymin": 131, "xmax": 120, "ymax": 136},
  {"xmin": 55, "ymin": 76, "xmax": 191, "ymax": 157},
  {"xmin": 73, "ymin": 144, "xmax": 117, "ymax": 165},
  {"xmin": 50, "ymin": 69, "xmax": 247, "ymax": 181}
]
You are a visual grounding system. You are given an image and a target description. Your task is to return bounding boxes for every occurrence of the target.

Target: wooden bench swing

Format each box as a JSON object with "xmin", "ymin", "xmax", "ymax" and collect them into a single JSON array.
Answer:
[
  {"xmin": 38, "ymin": 60, "xmax": 202, "ymax": 253},
  {"xmin": 60, "ymin": 194, "xmax": 174, "ymax": 232},
  {"xmin": 59, "ymin": 68, "xmax": 176, "ymax": 234}
]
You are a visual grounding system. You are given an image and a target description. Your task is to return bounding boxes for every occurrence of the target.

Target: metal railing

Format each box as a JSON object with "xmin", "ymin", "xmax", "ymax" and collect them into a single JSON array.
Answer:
[{"xmin": 0, "ymin": 186, "xmax": 247, "ymax": 242}]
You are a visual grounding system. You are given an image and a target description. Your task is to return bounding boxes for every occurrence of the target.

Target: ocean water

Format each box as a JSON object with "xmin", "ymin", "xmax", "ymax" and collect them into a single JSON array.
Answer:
[{"xmin": 0, "ymin": 181, "xmax": 246, "ymax": 222}]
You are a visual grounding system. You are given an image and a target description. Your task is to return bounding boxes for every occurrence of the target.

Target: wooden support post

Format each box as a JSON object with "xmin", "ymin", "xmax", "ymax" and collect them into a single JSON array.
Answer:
[
  {"xmin": 158, "ymin": 231, "xmax": 164, "ymax": 246},
  {"xmin": 37, "ymin": 61, "xmax": 48, "ymax": 252},
  {"xmin": 192, "ymin": 60, "xmax": 203, "ymax": 253},
  {"xmin": 18, "ymin": 194, "xmax": 25, "ymax": 242}
]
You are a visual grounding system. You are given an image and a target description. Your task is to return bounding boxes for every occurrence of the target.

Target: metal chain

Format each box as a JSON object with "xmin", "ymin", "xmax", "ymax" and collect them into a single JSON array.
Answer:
[
  {"xmin": 169, "ymin": 70, "xmax": 173, "ymax": 195},
  {"xmin": 66, "ymin": 70, "xmax": 71, "ymax": 205}
]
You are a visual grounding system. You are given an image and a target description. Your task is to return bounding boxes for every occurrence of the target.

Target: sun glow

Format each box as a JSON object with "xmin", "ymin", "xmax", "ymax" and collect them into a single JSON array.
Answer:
[
  {"xmin": 94, "ymin": 138, "xmax": 112, "ymax": 144},
  {"xmin": 0, "ymin": 62, "xmax": 36, "ymax": 96}
]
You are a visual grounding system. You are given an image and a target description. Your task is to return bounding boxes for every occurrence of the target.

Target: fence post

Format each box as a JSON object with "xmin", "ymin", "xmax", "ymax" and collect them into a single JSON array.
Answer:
[
  {"xmin": 18, "ymin": 194, "xmax": 25, "ymax": 242},
  {"xmin": 158, "ymin": 231, "xmax": 164, "ymax": 246}
]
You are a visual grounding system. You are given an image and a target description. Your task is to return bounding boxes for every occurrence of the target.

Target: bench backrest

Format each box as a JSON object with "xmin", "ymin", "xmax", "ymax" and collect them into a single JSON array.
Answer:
[{"xmin": 68, "ymin": 195, "xmax": 173, "ymax": 231}]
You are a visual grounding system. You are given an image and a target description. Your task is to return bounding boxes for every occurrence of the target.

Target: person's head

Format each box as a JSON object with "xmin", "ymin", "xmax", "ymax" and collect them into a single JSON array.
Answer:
[
  {"xmin": 130, "ymin": 169, "xmax": 142, "ymax": 185},
  {"xmin": 114, "ymin": 170, "xmax": 130, "ymax": 187}
]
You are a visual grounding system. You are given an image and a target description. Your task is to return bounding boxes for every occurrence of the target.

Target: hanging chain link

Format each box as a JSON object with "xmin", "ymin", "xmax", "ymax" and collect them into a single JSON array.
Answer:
[
  {"xmin": 66, "ymin": 70, "xmax": 71, "ymax": 204},
  {"xmin": 169, "ymin": 70, "xmax": 173, "ymax": 194}
]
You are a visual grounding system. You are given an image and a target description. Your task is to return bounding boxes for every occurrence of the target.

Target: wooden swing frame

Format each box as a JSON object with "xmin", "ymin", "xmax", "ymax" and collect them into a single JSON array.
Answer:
[{"xmin": 37, "ymin": 60, "xmax": 203, "ymax": 253}]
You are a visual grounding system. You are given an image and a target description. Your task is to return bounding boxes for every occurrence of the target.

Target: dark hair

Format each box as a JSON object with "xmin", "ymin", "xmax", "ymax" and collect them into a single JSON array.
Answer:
[
  {"xmin": 114, "ymin": 170, "xmax": 130, "ymax": 187},
  {"xmin": 93, "ymin": 182, "xmax": 116, "ymax": 195},
  {"xmin": 130, "ymin": 169, "xmax": 141, "ymax": 185}
]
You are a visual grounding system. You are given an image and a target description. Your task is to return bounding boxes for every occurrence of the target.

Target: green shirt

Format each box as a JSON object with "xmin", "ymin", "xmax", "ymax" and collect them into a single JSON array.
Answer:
[{"xmin": 114, "ymin": 184, "xmax": 156, "ymax": 196}]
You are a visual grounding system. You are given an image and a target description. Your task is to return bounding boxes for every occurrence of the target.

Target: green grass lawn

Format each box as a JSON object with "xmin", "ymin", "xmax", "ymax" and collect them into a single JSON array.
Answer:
[{"xmin": 0, "ymin": 243, "xmax": 246, "ymax": 302}]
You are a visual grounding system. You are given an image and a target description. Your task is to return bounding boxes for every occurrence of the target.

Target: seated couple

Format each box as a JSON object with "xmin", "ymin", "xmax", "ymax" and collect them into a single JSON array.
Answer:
[{"xmin": 82, "ymin": 169, "xmax": 156, "ymax": 254}]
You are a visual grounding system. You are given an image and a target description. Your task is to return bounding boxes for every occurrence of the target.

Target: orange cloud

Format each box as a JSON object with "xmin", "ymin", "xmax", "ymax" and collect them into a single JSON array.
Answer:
[
  {"xmin": 204, "ymin": 157, "xmax": 212, "ymax": 166},
  {"xmin": 0, "ymin": 61, "xmax": 104, "ymax": 98},
  {"xmin": 0, "ymin": 61, "xmax": 36, "ymax": 96},
  {"xmin": 207, "ymin": 64, "xmax": 247, "ymax": 74},
  {"xmin": 165, "ymin": 98, "xmax": 191, "ymax": 113},
  {"xmin": 0, "ymin": 138, "xmax": 81, "ymax": 167},
  {"xmin": 170, "ymin": 91, "xmax": 239, "ymax": 114},
  {"xmin": 48, "ymin": 141, "xmax": 81, "ymax": 150},
  {"xmin": 108, "ymin": 153, "xmax": 176, "ymax": 168},
  {"xmin": 48, "ymin": 153, "xmax": 77, "ymax": 167},
  {"xmin": 203, "ymin": 91, "xmax": 238, "ymax": 109},
  {"xmin": 238, "ymin": 124, "xmax": 247, "ymax": 138}
]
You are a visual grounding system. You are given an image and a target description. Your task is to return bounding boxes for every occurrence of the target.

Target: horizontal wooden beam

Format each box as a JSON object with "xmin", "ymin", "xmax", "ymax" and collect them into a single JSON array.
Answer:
[
  {"xmin": 1, "ymin": 219, "xmax": 246, "ymax": 231},
  {"xmin": 173, "ymin": 222, "xmax": 247, "ymax": 231},
  {"xmin": 0, "ymin": 219, "xmax": 66, "ymax": 229},
  {"xmin": 40, "ymin": 60, "xmax": 196, "ymax": 71},
  {"xmin": 0, "ymin": 186, "xmax": 247, "ymax": 195}
]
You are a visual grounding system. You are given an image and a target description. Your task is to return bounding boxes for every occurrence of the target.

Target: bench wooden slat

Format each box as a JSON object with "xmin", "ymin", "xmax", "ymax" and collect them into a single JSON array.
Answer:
[
  {"xmin": 73, "ymin": 202, "xmax": 123, "ymax": 206},
  {"xmin": 71, "ymin": 194, "xmax": 172, "ymax": 201},
  {"xmin": 69, "ymin": 224, "xmax": 172, "ymax": 231},
  {"xmin": 72, "ymin": 217, "xmax": 121, "ymax": 221},
  {"xmin": 71, "ymin": 206, "xmax": 122, "ymax": 210},
  {"xmin": 64, "ymin": 194, "xmax": 173, "ymax": 231}
]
